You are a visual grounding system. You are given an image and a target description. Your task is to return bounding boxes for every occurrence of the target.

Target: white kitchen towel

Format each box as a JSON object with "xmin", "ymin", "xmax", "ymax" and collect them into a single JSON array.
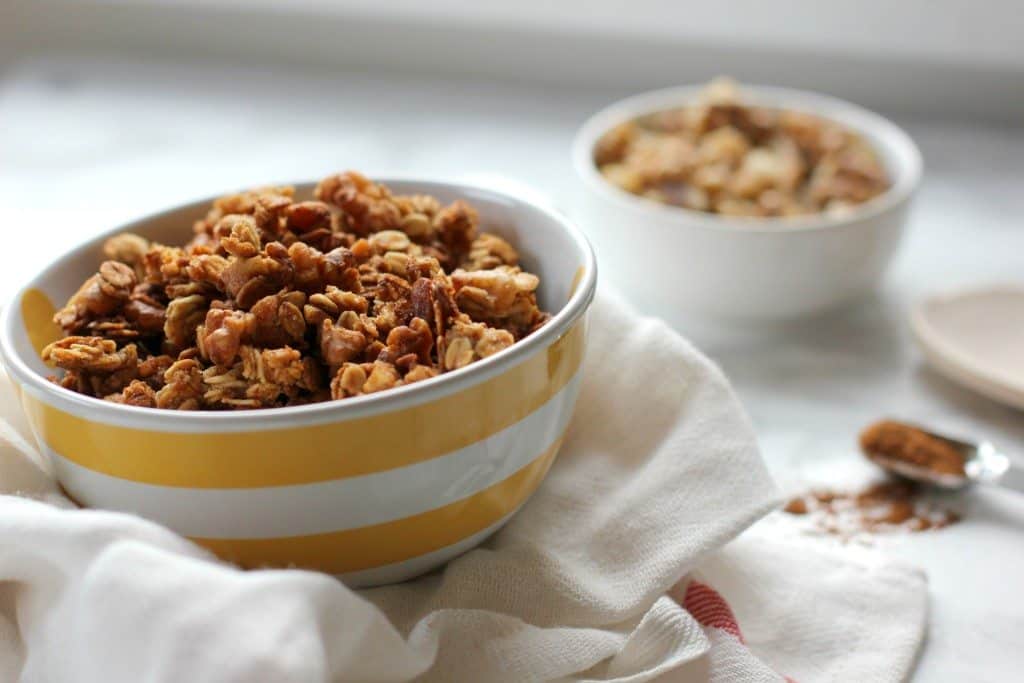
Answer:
[{"xmin": 0, "ymin": 290, "xmax": 926, "ymax": 682}]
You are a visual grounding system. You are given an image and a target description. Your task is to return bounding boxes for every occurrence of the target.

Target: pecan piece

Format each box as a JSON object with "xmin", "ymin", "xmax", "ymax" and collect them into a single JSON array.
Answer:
[
  {"xmin": 220, "ymin": 242, "xmax": 293, "ymax": 309},
  {"xmin": 379, "ymin": 317, "xmax": 433, "ymax": 365},
  {"xmin": 248, "ymin": 292, "xmax": 307, "ymax": 348},
  {"xmin": 433, "ymin": 200, "xmax": 479, "ymax": 262},
  {"xmin": 197, "ymin": 307, "xmax": 249, "ymax": 367},
  {"xmin": 285, "ymin": 201, "xmax": 334, "ymax": 234},
  {"xmin": 123, "ymin": 294, "xmax": 166, "ymax": 335},
  {"xmin": 315, "ymin": 171, "xmax": 402, "ymax": 236},
  {"xmin": 320, "ymin": 314, "xmax": 370, "ymax": 371},
  {"xmin": 409, "ymin": 276, "xmax": 458, "ymax": 342},
  {"xmin": 253, "ymin": 192, "xmax": 293, "ymax": 237}
]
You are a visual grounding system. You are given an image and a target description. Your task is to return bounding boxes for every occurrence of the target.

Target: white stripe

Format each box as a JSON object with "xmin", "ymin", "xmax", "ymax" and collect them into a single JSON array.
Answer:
[
  {"xmin": 49, "ymin": 372, "xmax": 581, "ymax": 539},
  {"xmin": 337, "ymin": 510, "xmax": 519, "ymax": 588}
]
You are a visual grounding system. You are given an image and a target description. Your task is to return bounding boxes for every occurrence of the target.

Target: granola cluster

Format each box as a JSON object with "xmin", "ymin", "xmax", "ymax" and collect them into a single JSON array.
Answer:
[
  {"xmin": 44, "ymin": 172, "xmax": 549, "ymax": 410},
  {"xmin": 595, "ymin": 78, "xmax": 891, "ymax": 218}
]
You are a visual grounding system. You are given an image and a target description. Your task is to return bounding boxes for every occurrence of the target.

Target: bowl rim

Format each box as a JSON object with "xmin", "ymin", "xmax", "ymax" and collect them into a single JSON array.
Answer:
[
  {"xmin": 572, "ymin": 83, "xmax": 922, "ymax": 234},
  {"xmin": 0, "ymin": 177, "xmax": 597, "ymax": 431}
]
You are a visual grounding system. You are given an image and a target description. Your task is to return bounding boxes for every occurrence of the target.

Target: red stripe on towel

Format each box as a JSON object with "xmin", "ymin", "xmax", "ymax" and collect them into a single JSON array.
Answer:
[
  {"xmin": 680, "ymin": 580, "xmax": 799, "ymax": 682},
  {"xmin": 682, "ymin": 580, "xmax": 744, "ymax": 643}
]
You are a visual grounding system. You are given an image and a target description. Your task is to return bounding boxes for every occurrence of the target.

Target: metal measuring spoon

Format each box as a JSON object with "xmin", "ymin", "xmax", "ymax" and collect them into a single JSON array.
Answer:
[{"xmin": 862, "ymin": 423, "xmax": 1024, "ymax": 493}]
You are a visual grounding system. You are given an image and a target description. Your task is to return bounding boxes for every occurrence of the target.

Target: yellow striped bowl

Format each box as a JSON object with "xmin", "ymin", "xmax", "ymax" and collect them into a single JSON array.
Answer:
[{"xmin": 0, "ymin": 179, "xmax": 597, "ymax": 586}]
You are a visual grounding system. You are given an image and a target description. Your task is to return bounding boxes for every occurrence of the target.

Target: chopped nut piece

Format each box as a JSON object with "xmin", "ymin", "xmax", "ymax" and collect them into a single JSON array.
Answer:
[
  {"xmin": 320, "ymin": 317, "xmax": 370, "ymax": 371},
  {"xmin": 123, "ymin": 296, "xmax": 166, "ymax": 335},
  {"xmin": 253, "ymin": 193, "xmax": 293, "ymax": 237},
  {"xmin": 249, "ymin": 292, "xmax": 307, "ymax": 348},
  {"xmin": 434, "ymin": 200, "xmax": 478, "ymax": 263},
  {"xmin": 316, "ymin": 171, "xmax": 402, "ymax": 236},
  {"xmin": 285, "ymin": 200, "xmax": 334, "ymax": 235},
  {"xmin": 380, "ymin": 317, "xmax": 433, "ymax": 365},
  {"xmin": 197, "ymin": 308, "xmax": 249, "ymax": 367},
  {"xmin": 220, "ymin": 243, "xmax": 293, "ymax": 308}
]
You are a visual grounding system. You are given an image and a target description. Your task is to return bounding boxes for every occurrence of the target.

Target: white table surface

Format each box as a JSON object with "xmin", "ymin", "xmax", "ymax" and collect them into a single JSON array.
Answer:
[{"xmin": 3, "ymin": 59, "xmax": 1023, "ymax": 682}]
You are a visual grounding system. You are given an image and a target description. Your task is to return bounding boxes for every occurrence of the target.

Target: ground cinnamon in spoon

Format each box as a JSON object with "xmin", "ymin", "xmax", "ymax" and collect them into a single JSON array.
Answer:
[{"xmin": 859, "ymin": 420, "xmax": 967, "ymax": 478}]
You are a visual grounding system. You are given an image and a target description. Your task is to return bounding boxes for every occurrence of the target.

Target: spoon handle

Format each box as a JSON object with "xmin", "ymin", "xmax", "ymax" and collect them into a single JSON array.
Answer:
[{"xmin": 995, "ymin": 462, "xmax": 1024, "ymax": 494}]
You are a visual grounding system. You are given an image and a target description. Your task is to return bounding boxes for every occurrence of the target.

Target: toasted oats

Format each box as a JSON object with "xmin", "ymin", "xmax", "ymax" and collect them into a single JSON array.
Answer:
[
  {"xmin": 595, "ymin": 79, "xmax": 890, "ymax": 217},
  {"xmin": 49, "ymin": 173, "xmax": 548, "ymax": 409}
]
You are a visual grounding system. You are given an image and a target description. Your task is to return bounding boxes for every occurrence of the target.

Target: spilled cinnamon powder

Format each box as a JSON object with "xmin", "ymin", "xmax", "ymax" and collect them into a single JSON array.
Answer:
[{"xmin": 783, "ymin": 481, "xmax": 960, "ymax": 537}]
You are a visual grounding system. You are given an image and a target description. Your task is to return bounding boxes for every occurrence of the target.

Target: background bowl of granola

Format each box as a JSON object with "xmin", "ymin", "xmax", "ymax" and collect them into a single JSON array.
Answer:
[
  {"xmin": 0, "ymin": 176, "xmax": 596, "ymax": 586},
  {"xmin": 572, "ymin": 80, "xmax": 921, "ymax": 319}
]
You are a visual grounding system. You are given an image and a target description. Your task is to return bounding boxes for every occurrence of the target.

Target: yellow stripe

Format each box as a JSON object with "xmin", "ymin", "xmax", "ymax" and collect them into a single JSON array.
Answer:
[
  {"xmin": 193, "ymin": 434, "xmax": 564, "ymax": 573},
  {"xmin": 21, "ymin": 288, "xmax": 62, "ymax": 360},
  {"xmin": 570, "ymin": 265, "xmax": 586, "ymax": 296},
  {"xmin": 21, "ymin": 321, "xmax": 585, "ymax": 488}
]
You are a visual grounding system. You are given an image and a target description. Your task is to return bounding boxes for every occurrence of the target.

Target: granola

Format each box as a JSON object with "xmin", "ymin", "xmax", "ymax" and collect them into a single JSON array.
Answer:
[
  {"xmin": 44, "ymin": 172, "xmax": 549, "ymax": 409},
  {"xmin": 595, "ymin": 78, "xmax": 891, "ymax": 217}
]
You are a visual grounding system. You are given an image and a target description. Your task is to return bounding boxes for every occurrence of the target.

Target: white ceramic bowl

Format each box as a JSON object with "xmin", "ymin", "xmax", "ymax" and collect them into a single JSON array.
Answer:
[
  {"xmin": 0, "ymin": 178, "xmax": 597, "ymax": 587},
  {"xmin": 573, "ymin": 85, "xmax": 922, "ymax": 319}
]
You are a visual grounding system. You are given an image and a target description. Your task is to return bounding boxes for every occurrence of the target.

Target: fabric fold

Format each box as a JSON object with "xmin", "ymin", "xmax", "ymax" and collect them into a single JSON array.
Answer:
[{"xmin": 0, "ymin": 290, "xmax": 925, "ymax": 682}]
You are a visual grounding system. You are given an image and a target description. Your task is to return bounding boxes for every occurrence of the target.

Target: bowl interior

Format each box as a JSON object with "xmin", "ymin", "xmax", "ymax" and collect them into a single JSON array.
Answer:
[
  {"xmin": 573, "ymin": 84, "xmax": 922, "ymax": 231},
  {"xmin": 3, "ymin": 178, "xmax": 595, "ymax": 419}
]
